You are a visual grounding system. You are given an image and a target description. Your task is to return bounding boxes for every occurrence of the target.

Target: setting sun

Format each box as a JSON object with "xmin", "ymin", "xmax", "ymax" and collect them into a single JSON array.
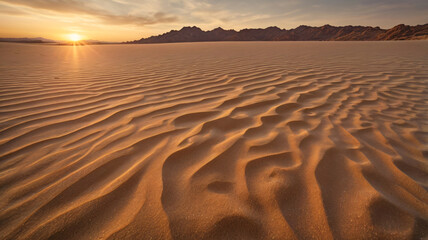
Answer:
[{"xmin": 68, "ymin": 33, "xmax": 81, "ymax": 42}]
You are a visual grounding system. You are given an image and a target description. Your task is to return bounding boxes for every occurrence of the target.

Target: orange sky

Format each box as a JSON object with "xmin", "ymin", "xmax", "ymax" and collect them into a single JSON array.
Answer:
[{"xmin": 0, "ymin": 0, "xmax": 427, "ymax": 42}]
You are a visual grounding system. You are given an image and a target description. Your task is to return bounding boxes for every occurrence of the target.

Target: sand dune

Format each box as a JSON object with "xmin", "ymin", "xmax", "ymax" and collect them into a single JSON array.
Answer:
[{"xmin": 0, "ymin": 41, "xmax": 427, "ymax": 239}]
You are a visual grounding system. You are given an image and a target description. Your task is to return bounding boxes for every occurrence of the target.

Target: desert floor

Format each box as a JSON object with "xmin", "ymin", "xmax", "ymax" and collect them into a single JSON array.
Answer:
[{"xmin": 0, "ymin": 41, "xmax": 427, "ymax": 239}]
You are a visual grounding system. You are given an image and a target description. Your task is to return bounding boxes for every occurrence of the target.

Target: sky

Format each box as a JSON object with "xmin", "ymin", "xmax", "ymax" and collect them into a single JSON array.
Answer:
[{"xmin": 0, "ymin": 0, "xmax": 427, "ymax": 42}]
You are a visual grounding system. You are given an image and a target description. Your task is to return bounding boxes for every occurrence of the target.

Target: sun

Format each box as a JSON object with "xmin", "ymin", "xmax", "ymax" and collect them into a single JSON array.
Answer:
[{"xmin": 68, "ymin": 33, "xmax": 82, "ymax": 42}]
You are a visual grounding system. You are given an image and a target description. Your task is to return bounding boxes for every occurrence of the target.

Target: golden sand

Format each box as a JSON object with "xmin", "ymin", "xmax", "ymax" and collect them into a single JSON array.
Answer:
[{"xmin": 0, "ymin": 41, "xmax": 427, "ymax": 239}]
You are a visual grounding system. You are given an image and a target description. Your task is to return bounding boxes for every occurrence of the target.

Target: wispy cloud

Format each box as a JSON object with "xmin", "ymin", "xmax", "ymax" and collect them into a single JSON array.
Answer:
[
  {"xmin": 0, "ymin": 0, "xmax": 177, "ymax": 25},
  {"xmin": 0, "ymin": 3, "xmax": 26, "ymax": 15}
]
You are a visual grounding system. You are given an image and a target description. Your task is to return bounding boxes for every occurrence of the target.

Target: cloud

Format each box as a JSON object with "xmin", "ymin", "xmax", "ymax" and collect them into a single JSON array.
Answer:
[
  {"xmin": 0, "ymin": 0, "xmax": 177, "ymax": 25},
  {"xmin": 0, "ymin": 3, "xmax": 27, "ymax": 15},
  {"xmin": 0, "ymin": 0, "xmax": 427, "ymax": 34},
  {"xmin": 99, "ymin": 12, "xmax": 176, "ymax": 26}
]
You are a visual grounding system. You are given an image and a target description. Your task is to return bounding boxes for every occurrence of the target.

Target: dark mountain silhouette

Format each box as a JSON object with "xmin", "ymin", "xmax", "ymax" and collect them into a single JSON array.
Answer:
[
  {"xmin": 0, "ymin": 37, "xmax": 56, "ymax": 43},
  {"xmin": 377, "ymin": 24, "xmax": 428, "ymax": 40},
  {"xmin": 128, "ymin": 23, "xmax": 428, "ymax": 43}
]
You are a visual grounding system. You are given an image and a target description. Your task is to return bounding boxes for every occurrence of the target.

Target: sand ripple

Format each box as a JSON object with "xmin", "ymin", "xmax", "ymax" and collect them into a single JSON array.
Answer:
[{"xmin": 0, "ymin": 42, "xmax": 427, "ymax": 239}]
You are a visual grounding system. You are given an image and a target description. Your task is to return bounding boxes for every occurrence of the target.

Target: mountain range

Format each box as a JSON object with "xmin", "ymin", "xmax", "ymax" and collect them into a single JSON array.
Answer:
[
  {"xmin": 0, "ymin": 37, "xmax": 56, "ymax": 43},
  {"xmin": 129, "ymin": 23, "xmax": 428, "ymax": 44},
  {"xmin": 0, "ymin": 38, "xmax": 117, "ymax": 45}
]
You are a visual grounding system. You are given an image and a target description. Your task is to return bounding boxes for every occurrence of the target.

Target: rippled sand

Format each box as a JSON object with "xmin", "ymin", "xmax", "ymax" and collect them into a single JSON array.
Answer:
[{"xmin": 0, "ymin": 41, "xmax": 427, "ymax": 239}]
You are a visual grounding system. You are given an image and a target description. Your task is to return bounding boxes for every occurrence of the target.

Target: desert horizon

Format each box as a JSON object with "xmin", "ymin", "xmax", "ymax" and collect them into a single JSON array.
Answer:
[
  {"xmin": 1, "ymin": 23, "xmax": 428, "ymax": 44},
  {"xmin": 1, "ymin": 0, "xmax": 428, "ymax": 239}
]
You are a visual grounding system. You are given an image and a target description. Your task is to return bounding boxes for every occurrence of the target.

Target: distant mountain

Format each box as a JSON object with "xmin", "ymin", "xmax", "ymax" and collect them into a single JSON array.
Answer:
[
  {"xmin": 128, "ymin": 24, "xmax": 428, "ymax": 44},
  {"xmin": 56, "ymin": 39, "xmax": 118, "ymax": 45},
  {"xmin": 0, "ymin": 38, "xmax": 118, "ymax": 45},
  {"xmin": 0, "ymin": 37, "xmax": 56, "ymax": 43},
  {"xmin": 376, "ymin": 24, "xmax": 428, "ymax": 40}
]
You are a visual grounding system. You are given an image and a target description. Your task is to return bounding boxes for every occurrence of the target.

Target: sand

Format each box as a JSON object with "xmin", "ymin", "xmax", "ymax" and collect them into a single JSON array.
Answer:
[{"xmin": 0, "ymin": 41, "xmax": 427, "ymax": 239}]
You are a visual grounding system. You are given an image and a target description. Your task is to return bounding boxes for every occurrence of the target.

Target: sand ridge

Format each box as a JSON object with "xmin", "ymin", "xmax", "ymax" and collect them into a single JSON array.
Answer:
[{"xmin": 0, "ymin": 41, "xmax": 427, "ymax": 239}]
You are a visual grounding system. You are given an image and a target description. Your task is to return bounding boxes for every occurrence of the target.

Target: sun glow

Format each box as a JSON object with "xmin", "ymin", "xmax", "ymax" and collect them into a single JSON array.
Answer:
[{"xmin": 68, "ymin": 33, "xmax": 82, "ymax": 42}]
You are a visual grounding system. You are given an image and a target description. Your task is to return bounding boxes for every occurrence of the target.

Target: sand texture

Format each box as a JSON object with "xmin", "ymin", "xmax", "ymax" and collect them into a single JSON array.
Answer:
[{"xmin": 0, "ymin": 41, "xmax": 427, "ymax": 239}]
